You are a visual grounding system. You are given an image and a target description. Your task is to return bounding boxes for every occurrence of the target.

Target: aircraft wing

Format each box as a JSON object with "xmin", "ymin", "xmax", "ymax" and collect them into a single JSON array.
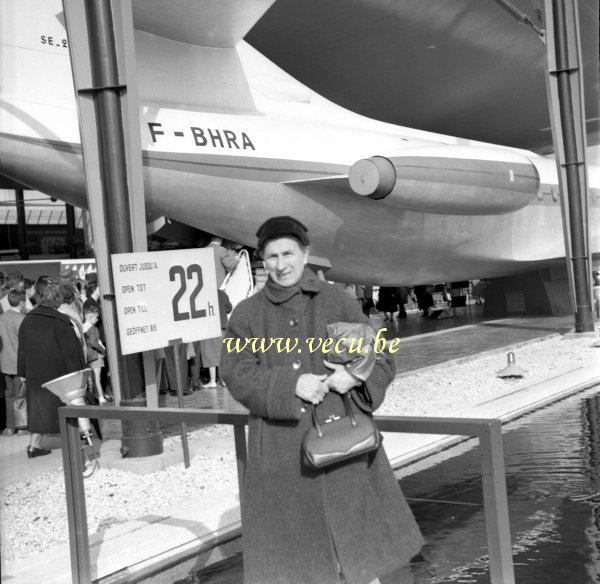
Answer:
[
  {"xmin": 284, "ymin": 176, "xmax": 350, "ymax": 190},
  {"xmin": 247, "ymin": 0, "xmax": 599, "ymax": 152},
  {"xmin": 132, "ymin": 0, "xmax": 275, "ymax": 48}
]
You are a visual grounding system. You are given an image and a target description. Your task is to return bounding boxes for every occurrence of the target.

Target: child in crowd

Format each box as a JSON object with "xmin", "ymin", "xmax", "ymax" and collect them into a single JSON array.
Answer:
[
  {"xmin": 82, "ymin": 305, "xmax": 108, "ymax": 404},
  {"xmin": 22, "ymin": 278, "xmax": 36, "ymax": 313},
  {"xmin": 0, "ymin": 290, "xmax": 27, "ymax": 435},
  {"xmin": 0, "ymin": 272, "xmax": 23, "ymax": 314}
]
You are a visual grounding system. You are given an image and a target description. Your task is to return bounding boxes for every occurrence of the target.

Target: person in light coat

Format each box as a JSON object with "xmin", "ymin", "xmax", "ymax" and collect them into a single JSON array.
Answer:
[
  {"xmin": 221, "ymin": 216, "xmax": 423, "ymax": 584},
  {"xmin": 0, "ymin": 289, "xmax": 26, "ymax": 435}
]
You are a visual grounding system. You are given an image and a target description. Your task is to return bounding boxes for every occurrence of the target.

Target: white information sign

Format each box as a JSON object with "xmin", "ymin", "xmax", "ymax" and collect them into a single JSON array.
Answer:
[{"xmin": 111, "ymin": 248, "xmax": 221, "ymax": 355}]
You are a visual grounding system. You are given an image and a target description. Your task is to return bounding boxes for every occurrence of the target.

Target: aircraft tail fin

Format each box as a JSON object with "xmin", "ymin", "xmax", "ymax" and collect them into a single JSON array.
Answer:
[
  {"xmin": 0, "ymin": 0, "xmax": 269, "ymax": 136},
  {"xmin": 0, "ymin": 0, "xmax": 78, "ymax": 143}
]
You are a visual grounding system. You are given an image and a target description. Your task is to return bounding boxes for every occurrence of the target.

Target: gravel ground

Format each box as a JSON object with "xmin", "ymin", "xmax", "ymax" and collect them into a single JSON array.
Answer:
[
  {"xmin": 382, "ymin": 335, "xmax": 599, "ymax": 417},
  {"xmin": 1, "ymin": 335, "xmax": 598, "ymax": 564},
  {"xmin": 0, "ymin": 451, "xmax": 239, "ymax": 564}
]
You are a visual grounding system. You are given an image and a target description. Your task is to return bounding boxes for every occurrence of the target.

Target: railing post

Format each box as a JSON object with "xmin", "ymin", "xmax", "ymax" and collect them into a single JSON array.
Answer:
[
  {"xmin": 479, "ymin": 420, "xmax": 515, "ymax": 584},
  {"xmin": 170, "ymin": 340, "xmax": 190, "ymax": 468},
  {"xmin": 55, "ymin": 407, "xmax": 515, "ymax": 584},
  {"xmin": 60, "ymin": 412, "xmax": 91, "ymax": 584},
  {"xmin": 233, "ymin": 424, "xmax": 247, "ymax": 512}
]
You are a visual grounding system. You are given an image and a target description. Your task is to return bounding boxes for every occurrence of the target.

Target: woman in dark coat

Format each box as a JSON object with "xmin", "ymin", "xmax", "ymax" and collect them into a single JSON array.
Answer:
[
  {"xmin": 18, "ymin": 283, "xmax": 86, "ymax": 458},
  {"xmin": 376, "ymin": 286, "xmax": 399, "ymax": 321},
  {"xmin": 221, "ymin": 216, "xmax": 423, "ymax": 584}
]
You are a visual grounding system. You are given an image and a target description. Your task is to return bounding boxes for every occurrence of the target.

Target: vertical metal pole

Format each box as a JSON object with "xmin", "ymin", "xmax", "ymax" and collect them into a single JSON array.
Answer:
[
  {"xmin": 479, "ymin": 421, "xmax": 515, "ymax": 584},
  {"xmin": 63, "ymin": 0, "xmax": 163, "ymax": 456},
  {"xmin": 143, "ymin": 349, "xmax": 159, "ymax": 409},
  {"xmin": 234, "ymin": 424, "xmax": 247, "ymax": 513},
  {"xmin": 170, "ymin": 342, "xmax": 190, "ymax": 468},
  {"xmin": 84, "ymin": 0, "xmax": 149, "ymax": 400},
  {"xmin": 66, "ymin": 203, "xmax": 77, "ymax": 259},
  {"xmin": 81, "ymin": 210, "xmax": 94, "ymax": 257},
  {"xmin": 60, "ymin": 413, "xmax": 91, "ymax": 584},
  {"xmin": 544, "ymin": 0, "xmax": 594, "ymax": 332},
  {"xmin": 15, "ymin": 188, "xmax": 29, "ymax": 260}
]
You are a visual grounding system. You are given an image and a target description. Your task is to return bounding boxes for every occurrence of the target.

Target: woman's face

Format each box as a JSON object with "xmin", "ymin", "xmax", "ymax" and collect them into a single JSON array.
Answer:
[{"xmin": 263, "ymin": 237, "xmax": 308, "ymax": 288}]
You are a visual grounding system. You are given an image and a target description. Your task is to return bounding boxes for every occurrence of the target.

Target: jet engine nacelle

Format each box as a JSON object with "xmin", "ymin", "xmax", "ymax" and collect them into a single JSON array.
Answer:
[{"xmin": 348, "ymin": 145, "xmax": 540, "ymax": 215}]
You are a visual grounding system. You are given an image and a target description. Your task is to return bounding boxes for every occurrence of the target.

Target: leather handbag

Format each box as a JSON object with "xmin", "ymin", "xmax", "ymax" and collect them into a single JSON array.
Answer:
[{"xmin": 302, "ymin": 392, "xmax": 380, "ymax": 470}]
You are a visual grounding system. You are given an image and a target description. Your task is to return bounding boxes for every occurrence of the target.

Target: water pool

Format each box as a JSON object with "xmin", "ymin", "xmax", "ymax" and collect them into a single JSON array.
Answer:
[
  {"xmin": 179, "ymin": 386, "xmax": 600, "ymax": 583},
  {"xmin": 399, "ymin": 385, "xmax": 600, "ymax": 583}
]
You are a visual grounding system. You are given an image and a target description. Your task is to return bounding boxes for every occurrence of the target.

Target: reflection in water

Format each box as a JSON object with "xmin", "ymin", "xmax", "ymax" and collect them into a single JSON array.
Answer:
[
  {"xmin": 178, "ymin": 388, "xmax": 600, "ymax": 584},
  {"xmin": 581, "ymin": 394, "xmax": 600, "ymax": 583},
  {"xmin": 400, "ymin": 387, "xmax": 600, "ymax": 583}
]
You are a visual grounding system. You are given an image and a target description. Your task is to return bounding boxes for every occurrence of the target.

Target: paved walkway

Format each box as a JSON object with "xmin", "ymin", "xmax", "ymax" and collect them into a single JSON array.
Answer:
[
  {"xmin": 387, "ymin": 314, "xmax": 573, "ymax": 374},
  {"xmin": 160, "ymin": 312, "xmax": 575, "ymax": 404}
]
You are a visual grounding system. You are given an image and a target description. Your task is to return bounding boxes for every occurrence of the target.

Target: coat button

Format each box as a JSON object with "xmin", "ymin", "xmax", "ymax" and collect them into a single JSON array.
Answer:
[
  {"xmin": 289, "ymin": 318, "xmax": 297, "ymax": 327},
  {"xmin": 292, "ymin": 360, "xmax": 301, "ymax": 369},
  {"xmin": 300, "ymin": 407, "xmax": 306, "ymax": 413}
]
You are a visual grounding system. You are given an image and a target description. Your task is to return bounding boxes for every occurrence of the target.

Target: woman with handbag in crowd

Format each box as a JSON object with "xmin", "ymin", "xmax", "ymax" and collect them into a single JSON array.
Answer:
[
  {"xmin": 221, "ymin": 216, "xmax": 423, "ymax": 584},
  {"xmin": 17, "ymin": 283, "xmax": 87, "ymax": 458}
]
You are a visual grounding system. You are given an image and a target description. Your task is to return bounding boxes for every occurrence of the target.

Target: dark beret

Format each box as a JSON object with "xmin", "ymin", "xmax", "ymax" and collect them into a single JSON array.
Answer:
[{"xmin": 256, "ymin": 216, "xmax": 310, "ymax": 250}]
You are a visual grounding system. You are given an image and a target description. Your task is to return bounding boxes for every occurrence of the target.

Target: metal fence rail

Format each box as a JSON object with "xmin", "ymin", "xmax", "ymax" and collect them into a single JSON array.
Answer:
[{"xmin": 59, "ymin": 405, "xmax": 515, "ymax": 584}]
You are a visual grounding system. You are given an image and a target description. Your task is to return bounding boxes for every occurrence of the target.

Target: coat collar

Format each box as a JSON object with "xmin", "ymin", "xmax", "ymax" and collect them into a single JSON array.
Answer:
[
  {"xmin": 29, "ymin": 305, "xmax": 72, "ymax": 324},
  {"xmin": 263, "ymin": 268, "xmax": 322, "ymax": 304}
]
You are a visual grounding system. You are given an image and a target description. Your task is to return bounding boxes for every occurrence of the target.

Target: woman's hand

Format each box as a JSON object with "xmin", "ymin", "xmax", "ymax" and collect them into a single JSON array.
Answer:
[
  {"xmin": 323, "ymin": 361, "xmax": 360, "ymax": 394},
  {"xmin": 295, "ymin": 373, "xmax": 329, "ymax": 404}
]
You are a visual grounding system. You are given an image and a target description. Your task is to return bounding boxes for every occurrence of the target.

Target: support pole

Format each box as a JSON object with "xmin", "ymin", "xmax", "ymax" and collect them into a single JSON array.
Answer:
[
  {"xmin": 234, "ymin": 424, "xmax": 247, "ymax": 513},
  {"xmin": 544, "ymin": 0, "xmax": 594, "ymax": 332},
  {"xmin": 169, "ymin": 339, "xmax": 190, "ymax": 468},
  {"xmin": 65, "ymin": 203, "xmax": 77, "ymax": 259},
  {"xmin": 63, "ymin": 0, "xmax": 162, "ymax": 455},
  {"xmin": 82, "ymin": 0, "xmax": 146, "ymax": 402},
  {"xmin": 15, "ymin": 188, "xmax": 28, "ymax": 260}
]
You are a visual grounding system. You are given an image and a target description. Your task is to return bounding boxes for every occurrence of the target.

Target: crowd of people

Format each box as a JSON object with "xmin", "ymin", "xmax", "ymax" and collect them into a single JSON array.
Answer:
[
  {"xmin": 0, "ymin": 269, "xmax": 109, "ymax": 456},
  {"xmin": 0, "ymin": 236, "xmax": 241, "ymax": 457}
]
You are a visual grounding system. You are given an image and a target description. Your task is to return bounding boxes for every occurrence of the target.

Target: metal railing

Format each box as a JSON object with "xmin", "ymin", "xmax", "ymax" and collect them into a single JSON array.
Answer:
[{"xmin": 59, "ymin": 405, "xmax": 515, "ymax": 584}]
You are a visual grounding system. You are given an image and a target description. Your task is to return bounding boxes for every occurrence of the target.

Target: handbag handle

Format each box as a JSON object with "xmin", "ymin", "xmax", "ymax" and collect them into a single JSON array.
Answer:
[{"xmin": 310, "ymin": 392, "xmax": 356, "ymax": 438}]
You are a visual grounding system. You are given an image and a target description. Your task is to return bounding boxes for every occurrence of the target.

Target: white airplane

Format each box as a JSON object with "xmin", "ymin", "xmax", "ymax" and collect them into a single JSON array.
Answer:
[{"xmin": 0, "ymin": 0, "xmax": 598, "ymax": 286}]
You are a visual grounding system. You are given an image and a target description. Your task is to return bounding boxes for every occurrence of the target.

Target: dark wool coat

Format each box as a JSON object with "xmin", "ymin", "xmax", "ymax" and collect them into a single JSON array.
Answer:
[
  {"xmin": 221, "ymin": 270, "xmax": 423, "ymax": 584},
  {"xmin": 17, "ymin": 306, "xmax": 86, "ymax": 434},
  {"xmin": 376, "ymin": 287, "xmax": 400, "ymax": 313}
]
